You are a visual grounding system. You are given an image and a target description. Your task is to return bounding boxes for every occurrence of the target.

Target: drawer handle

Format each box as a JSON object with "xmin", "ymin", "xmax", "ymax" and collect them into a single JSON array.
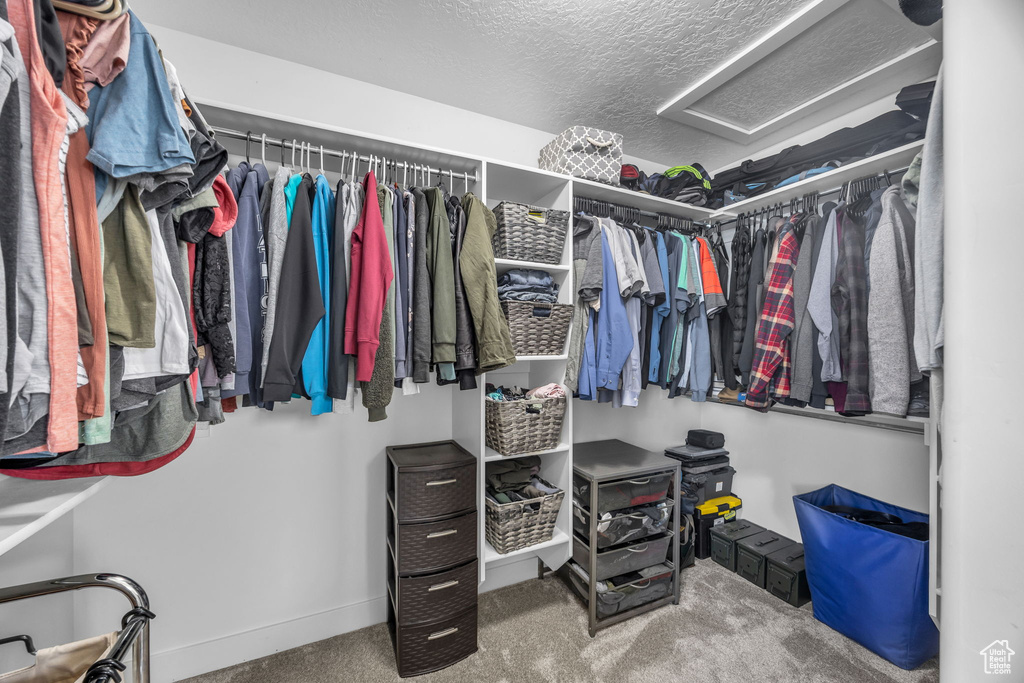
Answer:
[
  {"xmin": 626, "ymin": 478, "xmax": 651, "ymax": 485},
  {"xmin": 626, "ymin": 543, "xmax": 650, "ymax": 553},
  {"xmin": 627, "ymin": 512, "xmax": 648, "ymax": 519},
  {"xmin": 633, "ymin": 579, "xmax": 652, "ymax": 589},
  {"xmin": 428, "ymin": 580, "xmax": 460, "ymax": 592},
  {"xmin": 426, "ymin": 479, "xmax": 457, "ymax": 486},
  {"xmin": 428, "ymin": 627, "xmax": 459, "ymax": 640},
  {"xmin": 427, "ymin": 529, "xmax": 458, "ymax": 539}
]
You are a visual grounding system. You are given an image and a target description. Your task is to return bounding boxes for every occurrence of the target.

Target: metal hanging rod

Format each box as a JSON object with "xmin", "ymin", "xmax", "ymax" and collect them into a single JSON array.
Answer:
[
  {"xmin": 209, "ymin": 126, "xmax": 479, "ymax": 183},
  {"xmin": 713, "ymin": 165, "xmax": 911, "ymax": 228}
]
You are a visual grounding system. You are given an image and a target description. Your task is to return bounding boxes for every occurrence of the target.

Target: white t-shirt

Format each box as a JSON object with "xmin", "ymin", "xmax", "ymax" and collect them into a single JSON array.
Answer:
[{"xmin": 122, "ymin": 209, "xmax": 190, "ymax": 380}]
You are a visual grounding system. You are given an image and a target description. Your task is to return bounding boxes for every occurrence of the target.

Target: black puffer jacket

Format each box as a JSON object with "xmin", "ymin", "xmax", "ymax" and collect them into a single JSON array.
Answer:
[
  {"xmin": 728, "ymin": 222, "xmax": 752, "ymax": 369},
  {"xmin": 193, "ymin": 232, "xmax": 235, "ymax": 377}
]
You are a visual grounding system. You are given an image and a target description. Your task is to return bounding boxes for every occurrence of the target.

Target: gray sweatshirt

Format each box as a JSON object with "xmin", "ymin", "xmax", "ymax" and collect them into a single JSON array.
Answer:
[
  {"xmin": 789, "ymin": 217, "xmax": 819, "ymax": 402},
  {"xmin": 259, "ymin": 166, "xmax": 292, "ymax": 395},
  {"xmin": 914, "ymin": 67, "xmax": 944, "ymax": 372},
  {"xmin": 7, "ymin": 20, "xmax": 49, "ymax": 442},
  {"xmin": 808, "ymin": 205, "xmax": 843, "ymax": 382},
  {"xmin": 868, "ymin": 186, "xmax": 920, "ymax": 415}
]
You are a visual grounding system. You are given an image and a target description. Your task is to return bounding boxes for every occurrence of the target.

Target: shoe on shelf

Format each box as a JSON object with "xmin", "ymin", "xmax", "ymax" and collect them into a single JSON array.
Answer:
[
  {"xmin": 907, "ymin": 378, "xmax": 930, "ymax": 417},
  {"xmin": 718, "ymin": 387, "xmax": 741, "ymax": 404}
]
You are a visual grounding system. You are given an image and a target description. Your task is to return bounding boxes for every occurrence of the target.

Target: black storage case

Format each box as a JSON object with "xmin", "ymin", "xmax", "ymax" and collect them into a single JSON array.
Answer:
[
  {"xmin": 710, "ymin": 520, "xmax": 766, "ymax": 572},
  {"xmin": 693, "ymin": 496, "xmax": 742, "ymax": 560},
  {"xmin": 686, "ymin": 429, "xmax": 725, "ymax": 450},
  {"xmin": 736, "ymin": 531, "xmax": 796, "ymax": 588},
  {"xmin": 766, "ymin": 543, "xmax": 812, "ymax": 608},
  {"xmin": 684, "ymin": 466, "xmax": 735, "ymax": 504}
]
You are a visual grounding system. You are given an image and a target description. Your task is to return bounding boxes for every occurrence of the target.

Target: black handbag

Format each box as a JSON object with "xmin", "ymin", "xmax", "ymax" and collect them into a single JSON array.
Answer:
[
  {"xmin": 823, "ymin": 505, "xmax": 929, "ymax": 541},
  {"xmin": 686, "ymin": 429, "xmax": 725, "ymax": 450}
]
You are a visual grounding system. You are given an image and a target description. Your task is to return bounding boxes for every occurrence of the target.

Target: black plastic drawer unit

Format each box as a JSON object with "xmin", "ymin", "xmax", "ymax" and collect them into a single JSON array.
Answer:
[{"xmin": 387, "ymin": 441, "xmax": 479, "ymax": 677}]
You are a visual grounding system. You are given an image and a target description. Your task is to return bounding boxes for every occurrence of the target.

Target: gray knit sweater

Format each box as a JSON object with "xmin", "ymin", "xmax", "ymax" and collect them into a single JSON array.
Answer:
[{"xmin": 868, "ymin": 186, "xmax": 920, "ymax": 415}]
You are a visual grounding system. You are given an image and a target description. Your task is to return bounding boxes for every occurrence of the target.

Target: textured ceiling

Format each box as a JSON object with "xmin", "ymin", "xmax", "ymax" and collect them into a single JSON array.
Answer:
[
  {"xmin": 688, "ymin": 0, "xmax": 931, "ymax": 129},
  {"xmin": 129, "ymin": 0, "xmax": 924, "ymax": 168}
]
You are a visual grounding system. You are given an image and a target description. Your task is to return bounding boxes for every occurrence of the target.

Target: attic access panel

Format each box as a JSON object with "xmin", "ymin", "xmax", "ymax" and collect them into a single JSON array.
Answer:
[{"xmin": 657, "ymin": 0, "xmax": 940, "ymax": 143}]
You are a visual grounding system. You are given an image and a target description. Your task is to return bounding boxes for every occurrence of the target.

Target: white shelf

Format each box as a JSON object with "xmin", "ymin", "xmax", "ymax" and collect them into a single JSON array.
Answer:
[
  {"xmin": 483, "ymin": 526, "xmax": 570, "ymax": 565},
  {"xmin": 710, "ymin": 141, "xmax": 925, "ymax": 217},
  {"xmin": 571, "ymin": 176, "xmax": 720, "ymax": 220},
  {"xmin": 0, "ymin": 476, "xmax": 109, "ymax": 557},
  {"xmin": 494, "ymin": 258, "xmax": 570, "ymax": 274},
  {"xmin": 484, "ymin": 442, "xmax": 571, "ymax": 462}
]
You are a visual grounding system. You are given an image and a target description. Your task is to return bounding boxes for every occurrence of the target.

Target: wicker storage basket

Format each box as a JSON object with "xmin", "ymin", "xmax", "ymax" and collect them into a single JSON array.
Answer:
[
  {"xmin": 492, "ymin": 202, "xmax": 569, "ymax": 264},
  {"xmin": 501, "ymin": 301, "xmax": 572, "ymax": 357},
  {"xmin": 485, "ymin": 479, "xmax": 565, "ymax": 554},
  {"xmin": 485, "ymin": 395, "xmax": 566, "ymax": 456}
]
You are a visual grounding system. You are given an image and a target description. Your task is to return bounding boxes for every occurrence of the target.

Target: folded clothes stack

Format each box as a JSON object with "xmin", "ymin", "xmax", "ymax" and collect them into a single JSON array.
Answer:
[
  {"xmin": 485, "ymin": 456, "xmax": 561, "ymax": 504},
  {"xmin": 497, "ymin": 268, "xmax": 560, "ymax": 304},
  {"xmin": 485, "ymin": 383, "xmax": 566, "ymax": 401}
]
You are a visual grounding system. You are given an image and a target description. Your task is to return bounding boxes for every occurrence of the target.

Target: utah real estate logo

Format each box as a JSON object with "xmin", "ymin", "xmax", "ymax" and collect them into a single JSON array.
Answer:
[{"xmin": 980, "ymin": 640, "xmax": 1014, "ymax": 675}]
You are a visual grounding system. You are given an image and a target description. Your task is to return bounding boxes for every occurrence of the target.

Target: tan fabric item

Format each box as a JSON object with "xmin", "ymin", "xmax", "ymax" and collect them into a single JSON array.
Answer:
[{"xmin": 0, "ymin": 632, "xmax": 117, "ymax": 683}]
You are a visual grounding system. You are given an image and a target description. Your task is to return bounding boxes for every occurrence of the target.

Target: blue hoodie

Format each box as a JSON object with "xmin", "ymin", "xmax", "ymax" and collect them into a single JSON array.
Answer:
[
  {"xmin": 302, "ymin": 176, "xmax": 335, "ymax": 415},
  {"xmin": 594, "ymin": 228, "xmax": 632, "ymax": 391}
]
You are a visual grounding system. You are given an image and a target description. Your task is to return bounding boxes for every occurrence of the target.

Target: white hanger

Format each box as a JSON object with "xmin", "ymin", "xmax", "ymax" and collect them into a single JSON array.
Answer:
[
  {"xmin": 260, "ymin": 133, "xmax": 267, "ymax": 167},
  {"xmin": 463, "ymin": 170, "xmax": 469, "ymax": 195},
  {"xmin": 403, "ymin": 162, "xmax": 408, "ymax": 187},
  {"xmin": 352, "ymin": 151, "xmax": 358, "ymax": 181},
  {"xmin": 319, "ymin": 145, "xmax": 325, "ymax": 176},
  {"xmin": 291, "ymin": 139, "xmax": 297, "ymax": 168}
]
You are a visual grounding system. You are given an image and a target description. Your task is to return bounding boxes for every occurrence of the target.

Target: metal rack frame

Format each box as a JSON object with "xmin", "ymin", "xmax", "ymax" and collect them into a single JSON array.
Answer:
[
  {"xmin": 209, "ymin": 126, "xmax": 479, "ymax": 187},
  {"xmin": 0, "ymin": 573, "xmax": 151, "ymax": 683}
]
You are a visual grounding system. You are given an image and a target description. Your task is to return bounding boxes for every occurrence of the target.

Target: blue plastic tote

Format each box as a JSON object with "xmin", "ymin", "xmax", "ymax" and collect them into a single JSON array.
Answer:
[{"xmin": 793, "ymin": 484, "xmax": 938, "ymax": 669}]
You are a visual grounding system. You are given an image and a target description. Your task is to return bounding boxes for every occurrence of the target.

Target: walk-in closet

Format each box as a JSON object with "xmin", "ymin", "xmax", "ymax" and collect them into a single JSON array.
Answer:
[{"xmin": 0, "ymin": 0, "xmax": 1020, "ymax": 681}]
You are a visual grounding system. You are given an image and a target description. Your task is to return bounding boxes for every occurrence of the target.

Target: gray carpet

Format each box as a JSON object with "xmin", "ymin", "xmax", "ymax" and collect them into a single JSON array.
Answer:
[{"xmin": 183, "ymin": 560, "xmax": 939, "ymax": 683}]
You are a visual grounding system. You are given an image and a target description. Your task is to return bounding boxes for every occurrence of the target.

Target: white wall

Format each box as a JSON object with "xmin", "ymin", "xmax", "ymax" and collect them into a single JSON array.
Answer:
[
  {"xmin": 73, "ymin": 387, "xmax": 452, "ymax": 682},
  {"xmin": 0, "ymin": 516, "xmax": 75, "ymax": 674},
  {"xmin": 146, "ymin": 26, "xmax": 665, "ymax": 178},
  {"xmin": 576, "ymin": 394, "xmax": 929, "ymax": 541},
  {"xmin": 941, "ymin": 1, "xmax": 1024, "ymax": 680}
]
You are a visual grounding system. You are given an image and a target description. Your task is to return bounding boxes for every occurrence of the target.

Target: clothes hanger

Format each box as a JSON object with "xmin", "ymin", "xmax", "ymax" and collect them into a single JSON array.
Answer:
[
  {"xmin": 319, "ymin": 145, "xmax": 325, "ymax": 176},
  {"xmin": 244, "ymin": 131, "xmax": 252, "ymax": 165},
  {"xmin": 463, "ymin": 171, "xmax": 469, "ymax": 195},
  {"xmin": 0, "ymin": 634, "xmax": 37, "ymax": 656},
  {"xmin": 280, "ymin": 137, "xmax": 286, "ymax": 168},
  {"xmin": 291, "ymin": 139, "xmax": 297, "ymax": 169},
  {"xmin": 260, "ymin": 134, "xmax": 267, "ymax": 167}
]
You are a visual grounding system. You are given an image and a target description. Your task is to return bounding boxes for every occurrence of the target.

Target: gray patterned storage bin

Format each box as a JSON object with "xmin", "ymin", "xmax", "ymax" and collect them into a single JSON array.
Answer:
[{"xmin": 539, "ymin": 126, "xmax": 623, "ymax": 185}]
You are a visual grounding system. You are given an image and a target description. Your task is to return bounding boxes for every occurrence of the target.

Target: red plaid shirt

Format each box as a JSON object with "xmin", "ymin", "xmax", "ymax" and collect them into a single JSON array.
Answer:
[{"xmin": 745, "ymin": 223, "xmax": 801, "ymax": 410}]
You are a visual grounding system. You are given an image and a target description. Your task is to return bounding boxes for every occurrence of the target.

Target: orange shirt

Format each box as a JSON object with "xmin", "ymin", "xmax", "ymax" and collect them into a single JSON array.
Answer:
[{"xmin": 9, "ymin": 0, "xmax": 79, "ymax": 451}]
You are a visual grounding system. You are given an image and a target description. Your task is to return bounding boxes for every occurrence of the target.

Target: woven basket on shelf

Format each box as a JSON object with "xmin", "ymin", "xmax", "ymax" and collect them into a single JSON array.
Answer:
[
  {"xmin": 501, "ymin": 301, "xmax": 572, "ymax": 357},
  {"xmin": 492, "ymin": 202, "xmax": 570, "ymax": 264},
  {"xmin": 485, "ymin": 395, "xmax": 566, "ymax": 456},
  {"xmin": 485, "ymin": 480, "xmax": 565, "ymax": 554}
]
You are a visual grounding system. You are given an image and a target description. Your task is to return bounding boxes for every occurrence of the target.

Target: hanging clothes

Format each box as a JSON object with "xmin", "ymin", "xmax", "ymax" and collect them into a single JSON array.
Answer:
[
  {"xmin": 745, "ymin": 222, "xmax": 801, "ymax": 410},
  {"xmin": 459, "ymin": 192, "xmax": 514, "ymax": 374},
  {"xmin": 263, "ymin": 174, "xmax": 323, "ymax": 402},
  {"xmin": 300, "ymin": 174, "xmax": 333, "ymax": 415},
  {"xmin": 359, "ymin": 183, "xmax": 394, "ymax": 421},
  {"xmin": 868, "ymin": 186, "xmax": 919, "ymax": 416},
  {"xmin": 832, "ymin": 209, "xmax": 871, "ymax": 415}
]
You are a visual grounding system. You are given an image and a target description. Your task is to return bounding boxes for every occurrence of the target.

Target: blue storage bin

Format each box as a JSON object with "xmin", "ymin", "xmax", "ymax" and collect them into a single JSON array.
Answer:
[{"xmin": 793, "ymin": 484, "xmax": 938, "ymax": 670}]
